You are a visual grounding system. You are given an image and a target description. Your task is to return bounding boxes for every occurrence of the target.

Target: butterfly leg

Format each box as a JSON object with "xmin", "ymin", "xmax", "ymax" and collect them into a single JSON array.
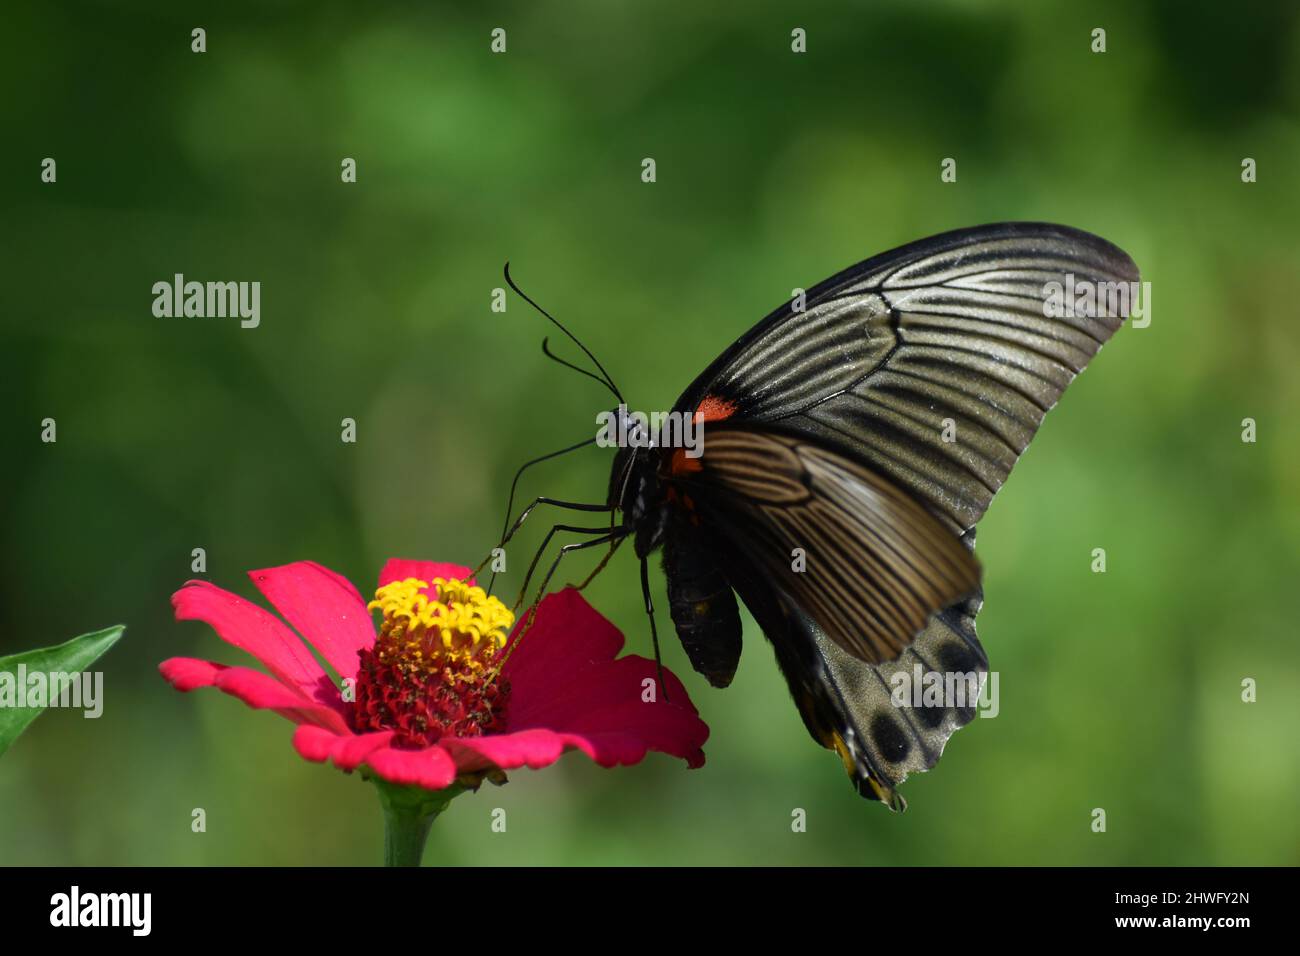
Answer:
[
  {"xmin": 476, "ymin": 497, "xmax": 612, "ymax": 591},
  {"xmin": 512, "ymin": 523, "xmax": 617, "ymax": 611},
  {"xmin": 640, "ymin": 555, "xmax": 670, "ymax": 703},
  {"xmin": 512, "ymin": 529, "xmax": 627, "ymax": 641},
  {"xmin": 573, "ymin": 533, "xmax": 627, "ymax": 590},
  {"xmin": 502, "ymin": 497, "xmax": 611, "ymax": 546}
]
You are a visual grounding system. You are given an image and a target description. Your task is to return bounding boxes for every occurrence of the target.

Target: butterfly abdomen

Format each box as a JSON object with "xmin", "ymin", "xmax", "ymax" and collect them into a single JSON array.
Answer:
[{"xmin": 663, "ymin": 518, "xmax": 742, "ymax": 688}]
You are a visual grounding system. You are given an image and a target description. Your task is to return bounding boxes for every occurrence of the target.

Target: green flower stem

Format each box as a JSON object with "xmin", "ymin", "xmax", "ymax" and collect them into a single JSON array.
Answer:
[{"xmin": 373, "ymin": 779, "xmax": 464, "ymax": 867}]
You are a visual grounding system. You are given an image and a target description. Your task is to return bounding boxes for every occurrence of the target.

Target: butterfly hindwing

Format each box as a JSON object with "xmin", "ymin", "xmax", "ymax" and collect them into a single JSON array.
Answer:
[
  {"xmin": 757, "ymin": 535, "xmax": 988, "ymax": 810},
  {"xmin": 673, "ymin": 427, "xmax": 980, "ymax": 665},
  {"xmin": 690, "ymin": 507, "xmax": 988, "ymax": 809}
]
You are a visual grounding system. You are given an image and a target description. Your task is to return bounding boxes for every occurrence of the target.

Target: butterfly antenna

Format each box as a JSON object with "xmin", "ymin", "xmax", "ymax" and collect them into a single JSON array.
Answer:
[
  {"xmin": 541, "ymin": 337, "xmax": 620, "ymax": 397},
  {"xmin": 504, "ymin": 262, "xmax": 624, "ymax": 404}
]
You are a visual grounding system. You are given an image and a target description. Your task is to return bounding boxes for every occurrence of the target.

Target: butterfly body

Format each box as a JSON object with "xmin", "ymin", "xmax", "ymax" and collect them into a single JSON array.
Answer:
[{"xmin": 597, "ymin": 223, "xmax": 1138, "ymax": 808}]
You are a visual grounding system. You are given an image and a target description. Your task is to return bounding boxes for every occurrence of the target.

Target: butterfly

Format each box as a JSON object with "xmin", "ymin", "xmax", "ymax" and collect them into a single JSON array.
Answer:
[{"xmin": 496, "ymin": 222, "xmax": 1138, "ymax": 810}]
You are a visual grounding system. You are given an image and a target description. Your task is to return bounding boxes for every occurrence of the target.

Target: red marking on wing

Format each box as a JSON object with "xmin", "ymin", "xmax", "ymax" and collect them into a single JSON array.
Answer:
[
  {"xmin": 695, "ymin": 395, "xmax": 738, "ymax": 423},
  {"xmin": 670, "ymin": 447, "xmax": 703, "ymax": 475}
]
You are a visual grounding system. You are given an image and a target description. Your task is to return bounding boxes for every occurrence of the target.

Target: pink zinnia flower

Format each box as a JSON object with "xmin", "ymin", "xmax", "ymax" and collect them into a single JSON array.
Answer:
[{"xmin": 161, "ymin": 558, "xmax": 707, "ymax": 795}]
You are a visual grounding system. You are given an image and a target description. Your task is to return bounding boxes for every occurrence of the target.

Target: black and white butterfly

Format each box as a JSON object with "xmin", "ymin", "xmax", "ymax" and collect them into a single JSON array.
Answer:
[{"xmin": 496, "ymin": 222, "xmax": 1138, "ymax": 809}]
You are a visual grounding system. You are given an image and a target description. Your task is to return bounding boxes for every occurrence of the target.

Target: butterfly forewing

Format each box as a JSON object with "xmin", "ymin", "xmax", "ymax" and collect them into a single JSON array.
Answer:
[{"xmin": 674, "ymin": 222, "xmax": 1139, "ymax": 531}]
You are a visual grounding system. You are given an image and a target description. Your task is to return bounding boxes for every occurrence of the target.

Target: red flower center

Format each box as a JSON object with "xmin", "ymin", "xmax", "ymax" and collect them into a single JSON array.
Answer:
[{"xmin": 353, "ymin": 577, "xmax": 513, "ymax": 747}]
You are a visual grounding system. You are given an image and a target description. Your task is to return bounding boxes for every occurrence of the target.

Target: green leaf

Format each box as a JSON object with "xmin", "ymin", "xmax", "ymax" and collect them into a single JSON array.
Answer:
[{"xmin": 0, "ymin": 625, "xmax": 124, "ymax": 757}]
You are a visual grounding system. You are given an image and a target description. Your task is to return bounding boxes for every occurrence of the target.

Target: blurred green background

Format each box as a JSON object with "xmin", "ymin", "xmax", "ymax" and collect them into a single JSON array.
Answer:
[{"xmin": 2, "ymin": 0, "xmax": 1298, "ymax": 866}]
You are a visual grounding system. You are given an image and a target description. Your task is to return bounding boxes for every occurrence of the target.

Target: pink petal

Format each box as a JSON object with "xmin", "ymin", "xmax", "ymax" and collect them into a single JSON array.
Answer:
[
  {"xmin": 293, "ymin": 725, "xmax": 395, "ymax": 771},
  {"xmin": 501, "ymin": 587, "xmax": 622, "ymax": 686},
  {"xmin": 441, "ymin": 728, "xmax": 657, "ymax": 775},
  {"xmin": 171, "ymin": 580, "xmax": 340, "ymax": 709},
  {"xmin": 508, "ymin": 659, "xmax": 707, "ymax": 767},
  {"xmin": 509, "ymin": 653, "xmax": 691, "ymax": 726},
  {"xmin": 159, "ymin": 658, "xmax": 350, "ymax": 734},
  {"xmin": 159, "ymin": 656, "xmax": 229, "ymax": 693},
  {"xmin": 483, "ymin": 589, "xmax": 709, "ymax": 771},
  {"xmin": 363, "ymin": 745, "xmax": 458, "ymax": 790},
  {"xmin": 249, "ymin": 561, "xmax": 374, "ymax": 681},
  {"xmin": 377, "ymin": 559, "xmax": 473, "ymax": 590}
]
